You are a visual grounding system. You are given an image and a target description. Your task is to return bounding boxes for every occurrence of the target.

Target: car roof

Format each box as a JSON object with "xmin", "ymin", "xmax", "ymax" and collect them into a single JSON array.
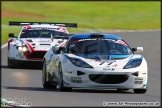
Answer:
[
  {"xmin": 23, "ymin": 25, "xmax": 63, "ymax": 28},
  {"xmin": 70, "ymin": 33, "xmax": 123, "ymax": 40}
]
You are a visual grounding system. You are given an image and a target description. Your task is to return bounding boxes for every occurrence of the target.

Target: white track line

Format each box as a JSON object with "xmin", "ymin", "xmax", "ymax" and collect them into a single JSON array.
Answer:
[{"xmin": 1, "ymin": 43, "xmax": 8, "ymax": 49}]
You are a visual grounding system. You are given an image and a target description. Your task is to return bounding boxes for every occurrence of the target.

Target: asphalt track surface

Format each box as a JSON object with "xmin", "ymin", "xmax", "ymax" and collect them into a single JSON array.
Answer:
[{"xmin": 1, "ymin": 31, "xmax": 161, "ymax": 107}]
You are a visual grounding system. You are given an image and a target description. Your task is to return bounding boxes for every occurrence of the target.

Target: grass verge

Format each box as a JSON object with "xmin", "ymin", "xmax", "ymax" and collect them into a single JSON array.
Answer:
[{"xmin": 1, "ymin": 1, "xmax": 160, "ymax": 44}]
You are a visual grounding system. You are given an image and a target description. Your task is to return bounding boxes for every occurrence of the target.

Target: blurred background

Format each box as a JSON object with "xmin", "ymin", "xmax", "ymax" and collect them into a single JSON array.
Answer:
[{"xmin": 1, "ymin": 1, "xmax": 160, "ymax": 44}]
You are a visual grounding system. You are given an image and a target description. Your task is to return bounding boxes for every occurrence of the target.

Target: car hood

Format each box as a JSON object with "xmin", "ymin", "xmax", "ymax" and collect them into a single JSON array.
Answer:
[
  {"xmin": 21, "ymin": 38, "xmax": 52, "ymax": 50},
  {"xmin": 66, "ymin": 54, "xmax": 142, "ymax": 68}
]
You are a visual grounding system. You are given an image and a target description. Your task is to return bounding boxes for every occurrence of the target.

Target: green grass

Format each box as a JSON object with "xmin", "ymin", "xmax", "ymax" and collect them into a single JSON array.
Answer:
[{"xmin": 1, "ymin": 1, "xmax": 160, "ymax": 44}]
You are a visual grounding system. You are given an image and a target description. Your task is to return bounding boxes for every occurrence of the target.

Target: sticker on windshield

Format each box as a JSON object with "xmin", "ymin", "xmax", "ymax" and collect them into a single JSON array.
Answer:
[
  {"xmin": 72, "ymin": 40, "xmax": 79, "ymax": 43},
  {"xmin": 27, "ymin": 28, "xmax": 57, "ymax": 31},
  {"xmin": 23, "ymin": 25, "xmax": 31, "ymax": 30},
  {"xmin": 78, "ymin": 39, "xmax": 116, "ymax": 42},
  {"xmin": 115, "ymin": 40, "xmax": 127, "ymax": 46}
]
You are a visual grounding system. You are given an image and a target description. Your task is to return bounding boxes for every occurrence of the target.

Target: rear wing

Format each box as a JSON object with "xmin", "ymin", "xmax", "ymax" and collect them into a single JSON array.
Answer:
[{"xmin": 9, "ymin": 21, "xmax": 77, "ymax": 27}]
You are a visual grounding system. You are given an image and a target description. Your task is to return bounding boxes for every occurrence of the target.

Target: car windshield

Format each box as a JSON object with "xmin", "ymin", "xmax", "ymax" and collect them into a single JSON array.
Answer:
[
  {"xmin": 20, "ymin": 27, "xmax": 67, "ymax": 38},
  {"xmin": 66, "ymin": 38, "xmax": 133, "ymax": 59}
]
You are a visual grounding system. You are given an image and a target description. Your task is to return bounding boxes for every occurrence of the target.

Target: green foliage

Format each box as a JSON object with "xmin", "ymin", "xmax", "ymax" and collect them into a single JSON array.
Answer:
[{"xmin": 1, "ymin": 1, "xmax": 160, "ymax": 44}]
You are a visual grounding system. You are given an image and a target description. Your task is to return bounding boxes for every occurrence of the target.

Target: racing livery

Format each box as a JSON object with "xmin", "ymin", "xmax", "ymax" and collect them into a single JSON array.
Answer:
[
  {"xmin": 42, "ymin": 33, "xmax": 148, "ymax": 93},
  {"xmin": 7, "ymin": 21, "xmax": 77, "ymax": 68}
]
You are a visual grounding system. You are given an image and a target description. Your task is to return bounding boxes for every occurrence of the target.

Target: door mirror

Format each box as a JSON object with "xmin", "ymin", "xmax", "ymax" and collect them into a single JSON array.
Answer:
[
  {"xmin": 132, "ymin": 48, "xmax": 137, "ymax": 52},
  {"xmin": 136, "ymin": 47, "xmax": 143, "ymax": 52},
  {"xmin": 8, "ymin": 33, "xmax": 15, "ymax": 37},
  {"xmin": 132, "ymin": 47, "xmax": 143, "ymax": 52}
]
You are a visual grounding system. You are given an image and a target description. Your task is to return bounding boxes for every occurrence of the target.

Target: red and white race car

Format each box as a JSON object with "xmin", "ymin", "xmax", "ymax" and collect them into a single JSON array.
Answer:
[{"xmin": 7, "ymin": 21, "xmax": 77, "ymax": 68}]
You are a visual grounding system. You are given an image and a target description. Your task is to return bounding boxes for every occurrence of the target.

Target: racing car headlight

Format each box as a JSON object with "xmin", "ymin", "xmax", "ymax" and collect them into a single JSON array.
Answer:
[
  {"xmin": 22, "ymin": 47, "xmax": 28, "ymax": 52},
  {"xmin": 124, "ymin": 59, "xmax": 142, "ymax": 69},
  {"xmin": 16, "ymin": 46, "xmax": 28, "ymax": 52},
  {"xmin": 65, "ymin": 55, "xmax": 93, "ymax": 68},
  {"xmin": 18, "ymin": 46, "xmax": 23, "ymax": 51}
]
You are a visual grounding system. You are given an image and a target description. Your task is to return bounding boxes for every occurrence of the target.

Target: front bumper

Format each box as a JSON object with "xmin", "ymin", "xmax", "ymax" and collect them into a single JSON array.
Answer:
[
  {"xmin": 62, "ymin": 66, "xmax": 147, "ymax": 89},
  {"xmin": 9, "ymin": 58, "xmax": 43, "ymax": 67}
]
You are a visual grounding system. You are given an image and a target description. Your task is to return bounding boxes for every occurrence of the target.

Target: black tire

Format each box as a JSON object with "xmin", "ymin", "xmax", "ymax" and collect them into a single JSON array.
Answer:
[
  {"xmin": 133, "ymin": 89, "xmax": 147, "ymax": 94},
  {"xmin": 8, "ymin": 57, "xmax": 16, "ymax": 68},
  {"xmin": 58, "ymin": 63, "xmax": 72, "ymax": 92},
  {"xmin": 42, "ymin": 60, "xmax": 57, "ymax": 89},
  {"xmin": 117, "ymin": 89, "xmax": 129, "ymax": 91}
]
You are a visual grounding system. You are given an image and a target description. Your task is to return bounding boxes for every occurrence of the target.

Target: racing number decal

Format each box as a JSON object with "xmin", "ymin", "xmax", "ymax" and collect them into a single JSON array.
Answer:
[
  {"xmin": 99, "ymin": 62, "xmax": 105, "ymax": 65},
  {"xmin": 134, "ymin": 81, "xmax": 143, "ymax": 84},
  {"xmin": 134, "ymin": 78, "xmax": 143, "ymax": 84},
  {"xmin": 102, "ymin": 61, "xmax": 117, "ymax": 71},
  {"xmin": 100, "ymin": 61, "xmax": 117, "ymax": 67},
  {"xmin": 71, "ymin": 77, "xmax": 82, "ymax": 83}
]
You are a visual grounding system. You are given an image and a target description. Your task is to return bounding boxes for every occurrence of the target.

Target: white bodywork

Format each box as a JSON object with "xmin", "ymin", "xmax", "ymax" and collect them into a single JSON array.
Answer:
[
  {"xmin": 62, "ymin": 54, "xmax": 147, "ymax": 89},
  {"xmin": 8, "ymin": 25, "xmax": 69, "ymax": 62},
  {"xmin": 44, "ymin": 53, "xmax": 147, "ymax": 89}
]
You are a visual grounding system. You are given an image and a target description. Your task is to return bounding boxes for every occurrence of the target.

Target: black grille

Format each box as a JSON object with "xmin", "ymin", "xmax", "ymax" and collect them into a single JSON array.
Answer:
[
  {"xmin": 26, "ymin": 40, "xmax": 33, "ymax": 42},
  {"xmin": 26, "ymin": 52, "xmax": 46, "ymax": 59},
  {"xmin": 40, "ymin": 44, "xmax": 51, "ymax": 45},
  {"xmin": 89, "ymin": 74, "xmax": 128, "ymax": 84},
  {"xmin": 32, "ymin": 43, "xmax": 35, "ymax": 46}
]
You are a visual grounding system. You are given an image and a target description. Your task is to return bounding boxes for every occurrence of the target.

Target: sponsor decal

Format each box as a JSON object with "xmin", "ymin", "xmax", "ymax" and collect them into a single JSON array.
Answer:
[
  {"xmin": 22, "ymin": 25, "xmax": 31, "ymax": 30},
  {"xmin": 115, "ymin": 40, "xmax": 127, "ymax": 46},
  {"xmin": 38, "ymin": 39, "xmax": 51, "ymax": 42},
  {"xmin": 28, "ymin": 28, "xmax": 57, "ymax": 31},
  {"xmin": 112, "ymin": 63, "xmax": 117, "ymax": 67},
  {"xmin": 135, "ymin": 78, "xmax": 143, "ymax": 80},
  {"xmin": 71, "ymin": 77, "xmax": 82, "ymax": 83},
  {"xmin": 78, "ymin": 38, "xmax": 116, "ymax": 42},
  {"xmin": 40, "ymin": 45, "xmax": 51, "ymax": 48},
  {"xmin": 66, "ymin": 70, "xmax": 72, "ymax": 73},
  {"xmin": 134, "ymin": 81, "xmax": 143, "ymax": 84},
  {"xmin": 103, "ymin": 68, "xmax": 115, "ymax": 71},
  {"xmin": 95, "ymin": 60, "xmax": 101, "ymax": 62}
]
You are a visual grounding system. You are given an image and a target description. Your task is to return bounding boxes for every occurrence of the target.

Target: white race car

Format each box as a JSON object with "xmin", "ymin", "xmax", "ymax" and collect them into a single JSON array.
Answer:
[
  {"xmin": 42, "ymin": 33, "xmax": 148, "ymax": 93},
  {"xmin": 7, "ymin": 21, "xmax": 77, "ymax": 68}
]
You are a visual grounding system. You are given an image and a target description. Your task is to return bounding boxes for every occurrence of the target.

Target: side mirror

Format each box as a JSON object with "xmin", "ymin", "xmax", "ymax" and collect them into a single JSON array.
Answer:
[
  {"xmin": 52, "ymin": 46, "xmax": 60, "ymax": 52},
  {"xmin": 8, "ymin": 33, "xmax": 15, "ymax": 37},
  {"xmin": 132, "ymin": 48, "xmax": 137, "ymax": 52},
  {"xmin": 132, "ymin": 47, "xmax": 143, "ymax": 52},
  {"xmin": 137, "ymin": 47, "xmax": 143, "ymax": 52}
]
